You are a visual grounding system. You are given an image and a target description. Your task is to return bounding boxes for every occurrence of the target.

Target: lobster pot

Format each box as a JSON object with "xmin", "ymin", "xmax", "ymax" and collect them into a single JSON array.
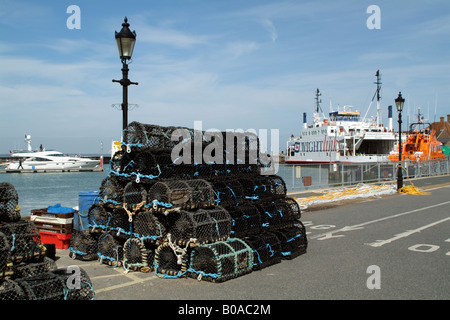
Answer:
[
  {"xmin": 222, "ymin": 131, "xmax": 260, "ymax": 165},
  {"xmin": 0, "ymin": 279, "xmax": 27, "ymax": 300},
  {"xmin": 0, "ymin": 220, "xmax": 46, "ymax": 264},
  {"xmin": 15, "ymin": 272, "xmax": 65, "ymax": 300},
  {"xmin": 227, "ymin": 163, "xmax": 260, "ymax": 178},
  {"xmin": 240, "ymin": 175, "xmax": 286, "ymax": 201},
  {"xmin": 109, "ymin": 149, "xmax": 122, "ymax": 175},
  {"xmin": 108, "ymin": 207, "xmax": 131, "ymax": 239},
  {"xmin": 210, "ymin": 179, "xmax": 245, "ymax": 208},
  {"xmin": 188, "ymin": 238, "xmax": 253, "ymax": 283},
  {"xmin": 148, "ymin": 179, "xmax": 215, "ymax": 211},
  {"xmin": 273, "ymin": 222, "xmax": 308, "ymax": 260},
  {"xmin": 0, "ymin": 182, "xmax": 20, "ymax": 222},
  {"xmin": 12, "ymin": 257, "xmax": 57, "ymax": 279},
  {"xmin": 123, "ymin": 182, "xmax": 147, "ymax": 210},
  {"xmin": 118, "ymin": 147, "xmax": 161, "ymax": 183},
  {"xmin": 152, "ymin": 149, "xmax": 176, "ymax": 179},
  {"xmin": 52, "ymin": 267, "xmax": 95, "ymax": 300},
  {"xmin": 243, "ymin": 232, "xmax": 282, "ymax": 271},
  {"xmin": 154, "ymin": 241, "xmax": 190, "ymax": 278},
  {"xmin": 276, "ymin": 198, "xmax": 302, "ymax": 222},
  {"xmin": 69, "ymin": 229, "xmax": 99, "ymax": 261},
  {"xmin": 227, "ymin": 205, "xmax": 261, "ymax": 238},
  {"xmin": 13, "ymin": 268, "xmax": 94, "ymax": 300},
  {"xmin": 88, "ymin": 204, "xmax": 112, "ymax": 232},
  {"xmin": 123, "ymin": 121, "xmax": 197, "ymax": 150},
  {"xmin": 185, "ymin": 179, "xmax": 215, "ymax": 208},
  {"xmin": 147, "ymin": 180, "xmax": 192, "ymax": 211},
  {"xmin": 168, "ymin": 208, "xmax": 232, "ymax": 245},
  {"xmin": 123, "ymin": 238, "xmax": 155, "ymax": 272},
  {"xmin": 99, "ymin": 175, "xmax": 125, "ymax": 206},
  {"xmin": 0, "ymin": 231, "xmax": 12, "ymax": 280},
  {"xmin": 133, "ymin": 210, "xmax": 166, "ymax": 243},
  {"xmin": 97, "ymin": 233, "xmax": 124, "ymax": 267},
  {"xmin": 255, "ymin": 201, "xmax": 287, "ymax": 231}
]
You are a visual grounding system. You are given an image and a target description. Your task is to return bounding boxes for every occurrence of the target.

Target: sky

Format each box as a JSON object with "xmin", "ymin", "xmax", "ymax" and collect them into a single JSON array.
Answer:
[{"xmin": 1, "ymin": 0, "xmax": 449, "ymax": 155}]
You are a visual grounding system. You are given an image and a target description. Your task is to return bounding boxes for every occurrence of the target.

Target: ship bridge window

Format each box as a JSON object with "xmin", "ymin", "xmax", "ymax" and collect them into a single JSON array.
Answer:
[{"xmin": 31, "ymin": 157, "xmax": 51, "ymax": 161}]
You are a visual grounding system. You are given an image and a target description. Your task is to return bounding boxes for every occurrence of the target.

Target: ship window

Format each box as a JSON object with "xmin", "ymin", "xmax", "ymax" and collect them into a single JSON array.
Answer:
[{"xmin": 32, "ymin": 157, "xmax": 51, "ymax": 161}]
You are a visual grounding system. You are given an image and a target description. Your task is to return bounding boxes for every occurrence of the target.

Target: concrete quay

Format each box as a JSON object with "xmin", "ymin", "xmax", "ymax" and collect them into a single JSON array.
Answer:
[{"xmin": 53, "ymin": 174, "xmax": 450, "ymax": 302}]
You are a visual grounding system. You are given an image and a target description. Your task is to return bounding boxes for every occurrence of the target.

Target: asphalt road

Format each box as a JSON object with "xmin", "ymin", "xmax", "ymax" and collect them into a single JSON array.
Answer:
[{"xmin": 55, "ymin": 174, "xmax": 450, "ymax": 303}]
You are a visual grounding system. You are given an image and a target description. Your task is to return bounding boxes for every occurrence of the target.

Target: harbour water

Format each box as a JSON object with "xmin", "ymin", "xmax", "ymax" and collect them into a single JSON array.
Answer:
[
  {"xmin": 0, "ymin": 170, "xmax": 108, "ymax": 216},
  {"xmin": 3, "ymin": 159, "xmax": 447, "ymax": 217},
  {"xmin": 0, "ymin": 164, "xmax": 305, "ymax": 216}
]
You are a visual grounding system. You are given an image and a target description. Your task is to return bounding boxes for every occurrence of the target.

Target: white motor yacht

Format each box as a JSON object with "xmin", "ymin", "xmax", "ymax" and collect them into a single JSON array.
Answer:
[{"xmin": 5, "ymin": 135, "xmax": 100, "ymax": 171}]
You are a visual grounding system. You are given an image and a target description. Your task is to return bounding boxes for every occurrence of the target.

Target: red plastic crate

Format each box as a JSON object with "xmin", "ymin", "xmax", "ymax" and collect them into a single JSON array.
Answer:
[{"xmin": 39, "ymin": 231, "xmax": 72, "ymax": 249}]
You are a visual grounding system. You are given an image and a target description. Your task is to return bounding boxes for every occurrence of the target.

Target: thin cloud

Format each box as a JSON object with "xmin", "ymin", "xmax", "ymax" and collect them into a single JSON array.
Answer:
[
  {"xmin": 137, "ymin": 25, "xmax": 209, "ymax": 48},
  {"xmin": 261, "ymin": 19, "xmax": 278, "ymax": 42}
]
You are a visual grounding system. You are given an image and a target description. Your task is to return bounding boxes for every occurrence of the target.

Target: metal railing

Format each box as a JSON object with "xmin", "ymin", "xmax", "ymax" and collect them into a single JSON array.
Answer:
[{"xmin": 279, "ymin": 157, "xmax": 450, "ymax": 192}]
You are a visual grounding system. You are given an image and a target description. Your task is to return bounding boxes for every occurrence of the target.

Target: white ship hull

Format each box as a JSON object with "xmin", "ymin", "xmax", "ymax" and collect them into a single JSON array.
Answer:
[{"xmin": 286, "ymin": 73, "xmax": 397, "ymax": 164}]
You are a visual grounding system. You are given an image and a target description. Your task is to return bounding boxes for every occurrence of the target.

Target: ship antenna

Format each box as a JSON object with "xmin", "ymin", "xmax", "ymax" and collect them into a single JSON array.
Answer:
[
  {"xmin": 375, "ymin": 69, "xmax": 382, "ymax": 126},
  {"xmin": 315, "ymin": 88, "xmax": 323, "ymax": 114}
]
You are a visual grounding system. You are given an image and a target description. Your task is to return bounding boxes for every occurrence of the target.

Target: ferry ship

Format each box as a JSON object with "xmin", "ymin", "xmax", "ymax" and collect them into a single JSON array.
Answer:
[{"xmin": 286, "ymin": 71, "xmax": 397, "ymax": 164}]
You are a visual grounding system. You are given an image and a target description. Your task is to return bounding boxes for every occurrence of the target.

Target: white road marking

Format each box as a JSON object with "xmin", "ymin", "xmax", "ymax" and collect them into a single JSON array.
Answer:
[
  {"xmin": 309, "ymin": 201, "xmax": 450, "ymax": 241},
  {"xmin": 365, "ymin": 217, "xmax": 450, "ymax": 247}
]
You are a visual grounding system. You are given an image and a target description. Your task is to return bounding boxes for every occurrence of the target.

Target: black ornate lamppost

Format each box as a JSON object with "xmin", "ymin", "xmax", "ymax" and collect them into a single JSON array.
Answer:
[
  {"xmin": 113, "ymin": 17, "xmax": 138, "ymax": 131},
  {"xmin": 395, "ymin": 92, "xmax": 405, "ymax": 191}
]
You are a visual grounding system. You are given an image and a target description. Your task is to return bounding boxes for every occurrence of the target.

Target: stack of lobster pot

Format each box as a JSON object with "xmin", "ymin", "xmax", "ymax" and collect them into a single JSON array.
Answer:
[
  {"xmin": 0, "ymin": 182, "xmax": 94, "ymax": 300},
  {"xmin": 69, "ymin": 121, "xmax": 307, "ymax": 283}
]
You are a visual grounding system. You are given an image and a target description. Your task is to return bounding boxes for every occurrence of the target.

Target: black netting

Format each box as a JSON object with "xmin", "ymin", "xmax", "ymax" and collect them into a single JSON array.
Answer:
[
  {"xmin": 69, "ymin": 230, "xmax": 100, "ymax": 261},
  {"xmin": 12, "ymin": 257, "xmax": 57, "ymax": 278},
  {"xmin": 123, "ymin": 121, "xmax": 195, "ymax": 150},
  {"xmin": 108, "ymin": 207, "xmax": 131, "ymax": 239},
  {"xmin": 210, "ymin": 179, "xmax": 245, "ymax": 208},
  {"xmin": 255, "ymin": 201, "xmax": 285, "ymax": 231},
  {"xmin": 148, "ymin": 179, "xmax": 215, "ymax": 212},
  {"xmin": 0, "ymin": 231, "xmax": 12, "ymax": 280},
  {"xmin": 53, "ymin": 267, "xmax": 95, "ymax": 300},
  {"xmin": 69, "ymin": 229, "xmax": 99, "ymax": 261},
  {"xmin": 123, "ymin": 238, "xmax": 154, "ymax": 273},
  {"xmin": 0, "ymin": 279, "xmax": 27, "ymax": 300},
  {"xmin": 133, "ymin": 210, "xmax": 166, "ymax": 243},
  {"xmin": 0, "ymin": 220, "xmax": 46, "ymax": 264},
  {"xmin": 243, "ymin": 232, "xmax": 282, "ymax": 270},
  {"xmin": 167, "ymin": 207, "xmax": 231, "ymax": 246},
  {"xmin": 123, "ymin": 182, "xmax": 147, "ymax": 210},
  {"xmin": 88, "ymin": 204, "xmax": 112, "ymax": 232},
  {"xmin": 0, "ymin": 182, "xmax": 20, "ymax": 222},
  {"xmin": 227, "ymin": 204, "xmax": 262, "ymax": 238},
  {"xmin": 154, "ymin": 240, "xmax": 190, "ymax": 278},
  {"xmin": 99, "ymin": 175, "xmax": 125, "ymax": 205},
  {"xmin": 12, "ymin": 268, "xmax": 94, "ymax": 300},
  {"xmin": 273, "ymin": 222, "xmax": 308, "ymax": 259},
  {"xmin": 97, "ymin": 233, "xmax": 124, "ymax": 267},
  {"xmin": 188, "ymin": 238, "xmax": 253, "ymax": 283}
]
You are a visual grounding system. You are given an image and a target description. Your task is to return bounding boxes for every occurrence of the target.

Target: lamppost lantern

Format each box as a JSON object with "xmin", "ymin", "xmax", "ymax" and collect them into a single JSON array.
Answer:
[
  {"xmin": 395, "ymin": 91, "xmax": 405, "ymax": 113},
  {"xmin": 113, "ymin": 17, "xmax": 138, "ymax": 132},
  {"xmin": 115, "ymin": 17, "xmax": 136, "ymax": 62},
  {"xmin": 395, "ymin": 91, "xmax": 405, "ymax": 191}
]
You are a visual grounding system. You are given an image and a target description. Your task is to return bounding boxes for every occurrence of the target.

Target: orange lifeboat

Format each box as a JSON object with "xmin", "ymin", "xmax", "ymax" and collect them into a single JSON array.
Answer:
[{"xmin": 389, "ymin": 122, "xmax": 446, "ymax": 162}]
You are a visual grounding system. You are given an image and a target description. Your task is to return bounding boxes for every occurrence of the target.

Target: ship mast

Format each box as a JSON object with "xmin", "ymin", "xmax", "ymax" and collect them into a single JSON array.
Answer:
[
  {"xmin": 315, "ymin": 88, "xmax": 322, "ymax": 114},
  {"xmin": 375, "ymin": 70, "xmax": 382, "ymax": 126}
]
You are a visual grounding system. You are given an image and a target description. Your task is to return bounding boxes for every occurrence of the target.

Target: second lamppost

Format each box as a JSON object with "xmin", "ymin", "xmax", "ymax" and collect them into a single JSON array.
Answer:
[
  {"xmin": 395, "ymin": 92, "xmax": 405, "ymax": 191},
  {"xmin": 113, "ymin": 17, "xmax": 138, "ymax": 132}
]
